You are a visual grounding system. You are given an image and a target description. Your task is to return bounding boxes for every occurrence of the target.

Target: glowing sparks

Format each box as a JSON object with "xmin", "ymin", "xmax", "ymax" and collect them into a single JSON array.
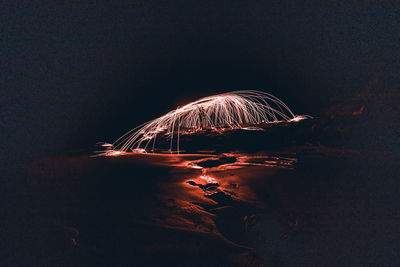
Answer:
[
  {"xmin": 199, "ymin": 175, "xmax": 217, "ymax": 184},
  {"xmin": 289, "ymin": 115, "xmax": 309, "ymax": 122},
  {"xmin": 102, "ymin": 90, "xmax": 307, "ymax": 155}
]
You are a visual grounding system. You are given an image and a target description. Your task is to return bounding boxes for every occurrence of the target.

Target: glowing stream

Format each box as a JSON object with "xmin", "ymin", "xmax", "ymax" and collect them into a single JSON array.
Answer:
[{"xmin": 98, "ymin": 90, "xmax": 308, "ymax": 155}]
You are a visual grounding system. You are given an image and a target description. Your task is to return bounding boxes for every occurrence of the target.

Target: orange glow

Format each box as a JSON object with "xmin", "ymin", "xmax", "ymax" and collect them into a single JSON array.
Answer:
[
  {"xmin": 97, "ymin": 90, "xmax": 309, "ymax": 155},
  {"xmin": 353, "ymin": 105, "xmax": 365, "ymax": 116}
]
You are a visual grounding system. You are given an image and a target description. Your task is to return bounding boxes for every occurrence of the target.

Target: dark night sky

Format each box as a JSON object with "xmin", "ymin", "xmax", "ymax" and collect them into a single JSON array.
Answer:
[
  {"xmin": 1, "ymin": 2, "xmax": 400, "ymax": 266},
  {"xmin": 1, "ymin": 1, "xmax": 399, "ymax": 163}
]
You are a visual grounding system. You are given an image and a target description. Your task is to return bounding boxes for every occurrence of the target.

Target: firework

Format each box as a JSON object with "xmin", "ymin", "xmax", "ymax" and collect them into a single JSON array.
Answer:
[{"xmin": 101, "ymin": 90, "xmax": 307, "ymax": 155}]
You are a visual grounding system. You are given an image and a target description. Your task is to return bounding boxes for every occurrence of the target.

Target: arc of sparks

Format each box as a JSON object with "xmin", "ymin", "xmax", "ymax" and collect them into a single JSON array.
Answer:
[{"xmin": 102, "ymin": 90, "xmax": 307, "ymax": 155}]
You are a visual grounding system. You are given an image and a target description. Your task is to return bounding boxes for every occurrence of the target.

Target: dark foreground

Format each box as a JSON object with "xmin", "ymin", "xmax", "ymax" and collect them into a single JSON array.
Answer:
[
  {"xmin": 2, "ymin": 143, "xmax": 398, "ymax": 266},
  {"xmin": 2, "ymin": 91, "xmax": 399, "ymax": 266}
]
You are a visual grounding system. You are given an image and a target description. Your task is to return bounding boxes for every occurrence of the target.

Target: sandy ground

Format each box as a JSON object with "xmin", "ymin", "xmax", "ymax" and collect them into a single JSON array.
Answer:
[{"xmin": 4, "ymin": 141, "xmax": 397, "ymax": 266}]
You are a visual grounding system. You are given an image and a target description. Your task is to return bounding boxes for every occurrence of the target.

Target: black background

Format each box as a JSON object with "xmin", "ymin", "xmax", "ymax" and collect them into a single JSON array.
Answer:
[
  {"xmin": 1, "ymin": 1, "xmax": 399, "ymax": 266},
  {"xmin": 2, "ymin": 1, "xmax": 399, "ymax": 163}
]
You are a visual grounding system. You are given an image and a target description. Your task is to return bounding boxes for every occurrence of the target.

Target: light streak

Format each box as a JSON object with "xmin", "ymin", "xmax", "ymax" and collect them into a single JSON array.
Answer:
[{"xmin": 102, "ymin": 90, "xmax": 307, "ymax": 155}]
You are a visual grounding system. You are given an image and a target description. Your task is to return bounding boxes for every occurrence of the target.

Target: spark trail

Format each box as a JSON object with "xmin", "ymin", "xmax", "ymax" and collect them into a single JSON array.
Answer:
[{"xmin": 101, "ymin": 90, "xmax": 307, "ymax": 155}]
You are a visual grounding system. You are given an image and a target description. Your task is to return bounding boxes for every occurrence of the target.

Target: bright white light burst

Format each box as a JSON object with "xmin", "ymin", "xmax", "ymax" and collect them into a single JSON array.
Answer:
[{"xmin": 102, "ymin": 90, "xmax": 307, "ymax": 155}]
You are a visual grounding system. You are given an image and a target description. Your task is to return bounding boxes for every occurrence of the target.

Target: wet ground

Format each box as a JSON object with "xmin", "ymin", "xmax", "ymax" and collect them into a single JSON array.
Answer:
[
  {"xmin": 2, "ymin": 90, "xmax": 399, "ymax": 266},
  {"xmin": 3, "ymin": 141, "xmax": 397, "ymax": 266}
]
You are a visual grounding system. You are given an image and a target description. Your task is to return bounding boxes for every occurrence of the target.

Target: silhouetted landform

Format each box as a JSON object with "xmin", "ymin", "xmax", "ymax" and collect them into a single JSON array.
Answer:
[
  {"xmin": 3, "ymin": 84, "xmax": 398, "ymax": 266},
  {"xmin": 127, "ymin": 119, "xmax": 314, "ymax": 153},
  {"xmin": 195, "ymin": 155, "xmax": 237, "ymax": 168}
]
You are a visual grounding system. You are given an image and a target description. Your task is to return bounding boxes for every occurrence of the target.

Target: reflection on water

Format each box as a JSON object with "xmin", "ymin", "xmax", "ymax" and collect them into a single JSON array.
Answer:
[
  {"xmin": 118, "ymin": 151, "xmax": 299, "ymax": 249},
  {"xmin": 11, "ymin": 145, "xmax": 361, "ymax": 266},
  {"xmin": 8, "ymin": 89, "xmax": 395, "ymax": 266}
]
